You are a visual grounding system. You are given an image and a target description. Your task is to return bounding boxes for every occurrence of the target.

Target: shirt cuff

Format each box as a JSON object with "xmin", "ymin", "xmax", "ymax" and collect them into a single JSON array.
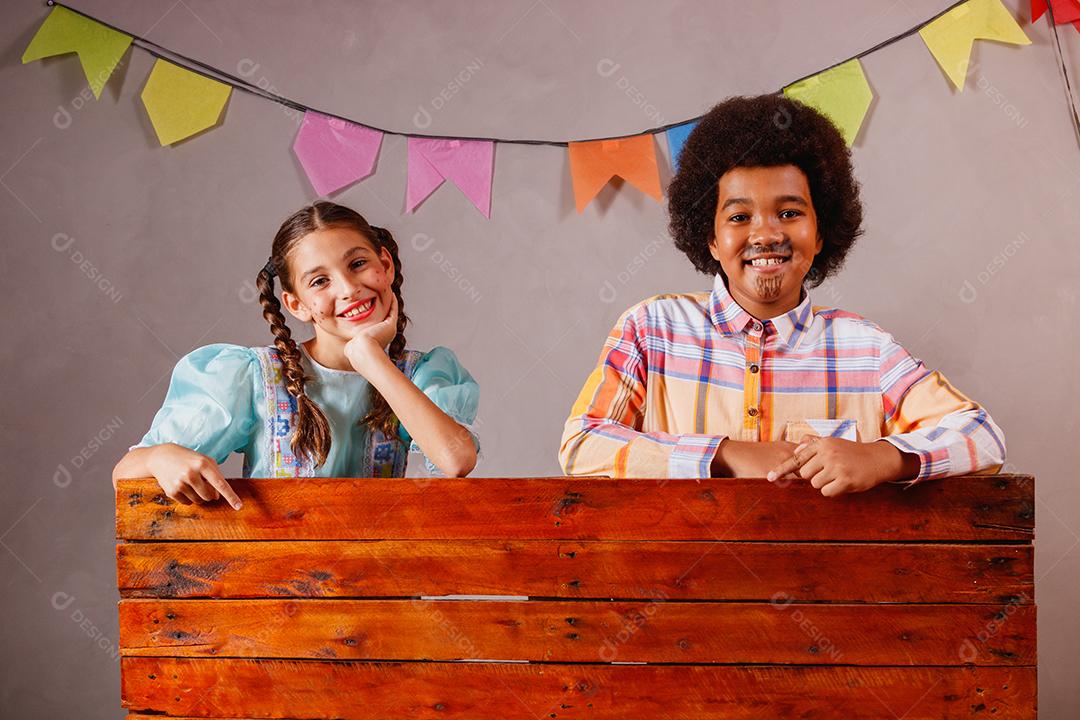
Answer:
[
  {"xmin": 667, "ymin": 434, "xmax": 725, "ymax": 479},
  {"xmin": 879, "ymin": 435, "xmax": 945, "ymax": 485}
]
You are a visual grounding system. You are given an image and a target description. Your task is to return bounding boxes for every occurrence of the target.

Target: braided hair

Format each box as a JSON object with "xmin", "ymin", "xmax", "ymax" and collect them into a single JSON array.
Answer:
[{"xmin": 256, "ymin": 202, "xmax": 409, "ymax": 467}]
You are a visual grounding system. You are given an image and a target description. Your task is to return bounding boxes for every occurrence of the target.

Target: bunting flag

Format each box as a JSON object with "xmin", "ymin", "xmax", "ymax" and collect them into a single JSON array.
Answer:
[
  {"xmin": 783, "ymin": 59, "xmax": 873, "ymax": 147},
  {"xmin": 406, "ymin": 138, "xmax": 494, "ymax": 217},
  {"xmin": 140, "ymin": 59, "xmax": 232, "ymax": 146},
  {"xmin": 21, "ymin": 6, "xmax": 131, "ymax": 99},
  {"xmin": 919, "ymin": 0, "xmax": 1031, "ymax": 91},
  {"xmin": 665, "ymin": 120, "xmax": 698, "ymax": 172},
  {"xmin": 568, "ymin": 135, "xmax": 663, "ymax": 213},
  {"xmin": 23, "ymin": 1, "xmax": 1065, "ymax": 215},
  {"xmin": 1032, "ymin": 0, "xmax": 1080, "ymax": 31},
  {"xmin": 293, "ymin": 111, "xmax": 383, "ymax": 196}
]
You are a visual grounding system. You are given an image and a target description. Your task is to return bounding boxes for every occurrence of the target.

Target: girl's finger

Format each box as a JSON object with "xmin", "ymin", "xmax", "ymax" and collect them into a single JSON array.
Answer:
[
  {"xmin": 202, "ymin": 462, "xmax": 243, "ymax": 510},
  {"xmin": 167, "ymin": 489, "xmax": 192, "ymax": 505},
  {"xmin": 175, "ymin": 485, "xmax": 200, "ymax": 505},
  {"xmin": 383, "ymin": 291, "xmax": 398, "ymax": 321},
  {"xmin": 187, "ymin": 474, "xmax": 219, "ymax": 502}
]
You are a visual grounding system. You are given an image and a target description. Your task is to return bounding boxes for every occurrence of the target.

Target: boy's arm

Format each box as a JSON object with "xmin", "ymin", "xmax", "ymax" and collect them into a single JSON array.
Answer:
[
  {"xmin": 878, "ymin": 335, "xmax": 1006, "ymax": 483},
  {"xmin": 558, "ymin": 308, "xmax": 724, "ymax": 478}
]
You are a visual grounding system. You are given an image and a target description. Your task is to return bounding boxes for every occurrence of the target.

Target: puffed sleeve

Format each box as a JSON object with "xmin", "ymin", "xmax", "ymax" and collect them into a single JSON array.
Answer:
[
  {"xmin": 398, "ymin": 346, "xmax": 481, "ymax": 465},
  {"xmin": 132, "ymin": 344, "xmax": 260, "ymax": 465}
]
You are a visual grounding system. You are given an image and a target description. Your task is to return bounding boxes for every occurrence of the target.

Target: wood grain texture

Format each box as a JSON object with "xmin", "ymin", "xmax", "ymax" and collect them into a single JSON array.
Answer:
[
  {"xmin": 119, "ymin": 598, "xmax": 1035, "ymax": 665},
  {"xmin": 115, "ymin": 475, "xmax": 1037, "ymax": 719},
  {"xmin": 115, "ymin": 475, "xmax": 1035, "ymax": 541},
  {"xmin": 120, "ymin": 658, "xmax": 1037, "ymax": 719},
  {"xmin": 116, "ymin": 539, "xmax": 1034, "ymax": 602}
]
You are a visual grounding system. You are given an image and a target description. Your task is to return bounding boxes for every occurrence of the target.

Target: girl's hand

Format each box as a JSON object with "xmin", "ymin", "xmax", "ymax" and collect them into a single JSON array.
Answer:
[
  {"xmin": 766, "ymin": 436, "xmax": 915, "ymax": 496},
  {"xmin": 145, "ymin": 443, "xmax": 243, "ymax": 509},
  {"xmin": 344, "ymin": 292, "xmax": 398, "ymax": 374}
]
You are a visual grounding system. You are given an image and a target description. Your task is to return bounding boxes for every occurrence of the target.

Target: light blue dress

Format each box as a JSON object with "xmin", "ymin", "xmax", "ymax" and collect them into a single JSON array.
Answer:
[{"xmin": 134, "ymin": 343, "xmax": 479, "ymax": 477}]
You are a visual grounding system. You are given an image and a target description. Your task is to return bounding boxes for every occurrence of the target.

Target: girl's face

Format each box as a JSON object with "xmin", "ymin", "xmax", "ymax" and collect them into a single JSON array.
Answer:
[
  {"xmin": 710, "ymin": 164, "xmax": 822, "ymax": 319},
  {"xmin": 280, "ymin": 225, "xmax": 394, "ymax": 345}
]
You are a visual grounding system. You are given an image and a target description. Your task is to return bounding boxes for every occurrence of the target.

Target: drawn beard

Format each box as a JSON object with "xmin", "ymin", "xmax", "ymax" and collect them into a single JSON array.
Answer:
[{"xmin": 754, "ymin": 273, "xmax": 783, "ymax": 300}]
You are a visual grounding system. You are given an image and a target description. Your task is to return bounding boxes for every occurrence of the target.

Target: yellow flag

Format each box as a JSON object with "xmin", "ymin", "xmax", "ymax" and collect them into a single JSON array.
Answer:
[
  {"xmin": 919, "ymin": 0, "xmax": 1030, "ymax": 91},
  {"xmin": 141, "ymin": 60, "xmax": 232, "ymax": 146},
  {"xmin": 22, "ymin": 6, "xmax": 132, "ymax": 99},
  {"xmin": 783, "ymin": 59, "xmax": 873, "ymax": 147}
]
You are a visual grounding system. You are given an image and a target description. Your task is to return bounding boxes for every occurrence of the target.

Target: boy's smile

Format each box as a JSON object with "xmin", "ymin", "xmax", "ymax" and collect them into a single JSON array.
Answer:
[{"xmin": 710, "ymin": 164, "xmax": 822, "ymax": 320}]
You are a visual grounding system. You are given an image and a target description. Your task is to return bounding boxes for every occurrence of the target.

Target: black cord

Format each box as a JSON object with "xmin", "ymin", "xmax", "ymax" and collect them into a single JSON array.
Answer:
[
  {"xmin": 44, "ymin": 0, "xmax": 982, "ymax": 146},
  {"xmin": 1045, "ymin": 3, "xmax": 1080, "ymax": 149}
]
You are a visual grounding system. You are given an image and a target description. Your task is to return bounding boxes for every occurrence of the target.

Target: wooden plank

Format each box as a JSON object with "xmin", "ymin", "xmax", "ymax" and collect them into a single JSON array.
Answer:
[
  {"xmin": 115, "ymin": 475, "xmax": 1035, "ymax": 541},
  {"xmin": 116, "ymin": 540, "xmax": 1034, "ymax": 603},
  {"xmin": 119, "ymin": 599, "xmax": 1035, "ymax": 666},
  {"xmin": 121, "ymin": 658, "xmax": 1036, "ymax": 719}
]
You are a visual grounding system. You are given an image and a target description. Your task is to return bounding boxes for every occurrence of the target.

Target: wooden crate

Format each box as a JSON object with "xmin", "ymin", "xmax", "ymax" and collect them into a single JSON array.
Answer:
[{"xmin": 116, "ymin": 475, "xmax": 1036, "ymax": 719}]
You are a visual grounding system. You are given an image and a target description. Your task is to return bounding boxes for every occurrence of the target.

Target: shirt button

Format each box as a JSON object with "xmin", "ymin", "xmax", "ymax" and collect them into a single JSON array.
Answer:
[
  {"xmin": 752, "ymin": 322, "xmax": 763, "ymax": 332},
  {"xmin": 749, "ymin": 364, "xmax": 759, "ymax": 374},
  {"xmin": 747, "ymin": 407, "xmax": 758, "ymax": 417}
]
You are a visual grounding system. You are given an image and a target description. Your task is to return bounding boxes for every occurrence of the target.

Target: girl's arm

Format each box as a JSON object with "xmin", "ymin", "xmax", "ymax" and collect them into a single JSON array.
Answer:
[
  {"xmin": 114, "ymin": 344, "xmax": 256, "ymax": 508},
  {"xmin": 344, "ymin": 295, "xmax": 477, "ymax": 477},
  {"xmin": 358, "ymin": 352, "xmax": 477, "ymax": 477},
  {"xmin": 112, "ymin": 443, "xmax": 243, "ymax": 509}
]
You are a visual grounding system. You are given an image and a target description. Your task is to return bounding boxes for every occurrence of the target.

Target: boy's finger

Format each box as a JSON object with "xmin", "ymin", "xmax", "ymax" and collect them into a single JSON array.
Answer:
[
  {"xmin": 797, "ymin": 455, "xmax": 826, "ymax": 481},
  {"xmin": 820, "ymin": 479, "xmax": 846, "ymax": 497},
  {"xmin": 767, "ymin": 457, "xmax": 797, "ymax": 482},
  {"xmin": 203, "ymin": 464, "xmax": 243, "ymax": 510},
  {"xmin": 809, "ymin": 467, "xmax": 834, "ymax": 489},
  {"xmin": 767, "ymin": 451, "xmax": 805, "ymax": 481},
  {"xmin": 768, "ymin": 441, "xmax": 818, "ymax": 482}
]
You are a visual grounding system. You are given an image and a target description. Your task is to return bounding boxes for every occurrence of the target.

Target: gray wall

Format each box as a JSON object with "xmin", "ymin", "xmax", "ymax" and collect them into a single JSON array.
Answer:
[{"xmin": 2, "ymin": 0, "xmax": 1076, "ymax": 716}]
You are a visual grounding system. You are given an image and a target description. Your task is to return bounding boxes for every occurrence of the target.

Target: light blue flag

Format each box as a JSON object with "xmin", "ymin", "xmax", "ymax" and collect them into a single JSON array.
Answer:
[{"xmin": 665, "ymin": 120, "xmax": 698, "ymax": 172}]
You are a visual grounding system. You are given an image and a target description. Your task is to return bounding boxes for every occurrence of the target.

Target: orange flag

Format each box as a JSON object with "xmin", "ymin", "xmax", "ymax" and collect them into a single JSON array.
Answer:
[{"xmin": 568, "ymin": 134, "xmax": 663, "ymax": 213}]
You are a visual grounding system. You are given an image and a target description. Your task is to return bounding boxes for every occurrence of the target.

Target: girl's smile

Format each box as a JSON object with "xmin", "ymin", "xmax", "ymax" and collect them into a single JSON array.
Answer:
[
  {"xmin": 279, "ymin": 225, "xmax": 395, "ymax": 369},
  {"xmin": 338, "ymin": 296, "xmax": 378, "ymax": 322}
]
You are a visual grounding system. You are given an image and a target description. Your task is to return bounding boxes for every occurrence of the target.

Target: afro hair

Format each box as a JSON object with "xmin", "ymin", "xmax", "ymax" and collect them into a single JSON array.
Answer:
[{"xmin": 667, "ymin": 94, "xmax": 864, "ymax": 287}]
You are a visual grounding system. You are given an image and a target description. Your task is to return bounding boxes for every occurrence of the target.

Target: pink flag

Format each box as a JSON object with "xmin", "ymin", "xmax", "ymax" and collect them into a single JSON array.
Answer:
[
  {"xmin": 293, "ymin": 111, "xmax": 383, "ymax": 196},
  {"xmin": 407, "ymin": 137, "xmax": 494, "ymax": 218}
]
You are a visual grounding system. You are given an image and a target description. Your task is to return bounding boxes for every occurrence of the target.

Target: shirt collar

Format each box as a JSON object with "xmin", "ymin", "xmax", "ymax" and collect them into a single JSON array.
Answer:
[{"xmin": 709, "ymin": 274, "xmax": 814, "ymax": 350}]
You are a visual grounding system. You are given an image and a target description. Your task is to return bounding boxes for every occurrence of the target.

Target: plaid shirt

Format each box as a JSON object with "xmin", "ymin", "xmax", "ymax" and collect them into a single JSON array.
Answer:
[{"xmin": 559, "ymin": 274, "xmax": 1005, "ymax": 481}]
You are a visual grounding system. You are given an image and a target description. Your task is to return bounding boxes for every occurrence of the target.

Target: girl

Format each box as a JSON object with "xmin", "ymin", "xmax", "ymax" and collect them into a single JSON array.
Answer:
[{"xmin": 113, "ymin": 202, "xmax": 479, "ymax": 508}]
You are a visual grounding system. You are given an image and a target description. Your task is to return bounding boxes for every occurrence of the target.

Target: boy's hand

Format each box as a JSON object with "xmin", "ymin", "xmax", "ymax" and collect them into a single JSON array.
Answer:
[
  {"xmin": 145, "ymin": 443, "xmax": 243, "ymax": 509},
  {"xmin": 766, "ymin": 436, "xmax": 917, "ymax": 496},
  {"xmin": 712, "ymin": 439, "xmax": 801, "ymax": 479}
]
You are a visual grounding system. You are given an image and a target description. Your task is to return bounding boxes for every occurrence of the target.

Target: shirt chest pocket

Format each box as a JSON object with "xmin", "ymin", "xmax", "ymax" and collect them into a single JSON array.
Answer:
[{"xmin": 784, "ymin": 418, "xmax": 860, "ymax": 443}]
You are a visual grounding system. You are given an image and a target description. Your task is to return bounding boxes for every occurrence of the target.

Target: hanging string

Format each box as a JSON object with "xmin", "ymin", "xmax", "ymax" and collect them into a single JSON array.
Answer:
[
  {"xmin": 48, "ymin": 0, "xmax": 1035, "ymax": 147},
  {"xmin": 1044, "ymin": 3, "xmax": 1080, "ymax": 149}
]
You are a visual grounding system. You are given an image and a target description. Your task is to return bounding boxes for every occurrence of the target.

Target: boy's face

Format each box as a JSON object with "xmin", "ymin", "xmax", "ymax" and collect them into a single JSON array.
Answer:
[{"xmin": 710, "ymin": 164, "xmax": 822, "ymax": 319}]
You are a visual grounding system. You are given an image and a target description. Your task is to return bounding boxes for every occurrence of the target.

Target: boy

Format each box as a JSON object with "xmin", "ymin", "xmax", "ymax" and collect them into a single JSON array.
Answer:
[{"xmin": 558, "ymin": 95, "xmax": 1005, "ymax": 495}]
